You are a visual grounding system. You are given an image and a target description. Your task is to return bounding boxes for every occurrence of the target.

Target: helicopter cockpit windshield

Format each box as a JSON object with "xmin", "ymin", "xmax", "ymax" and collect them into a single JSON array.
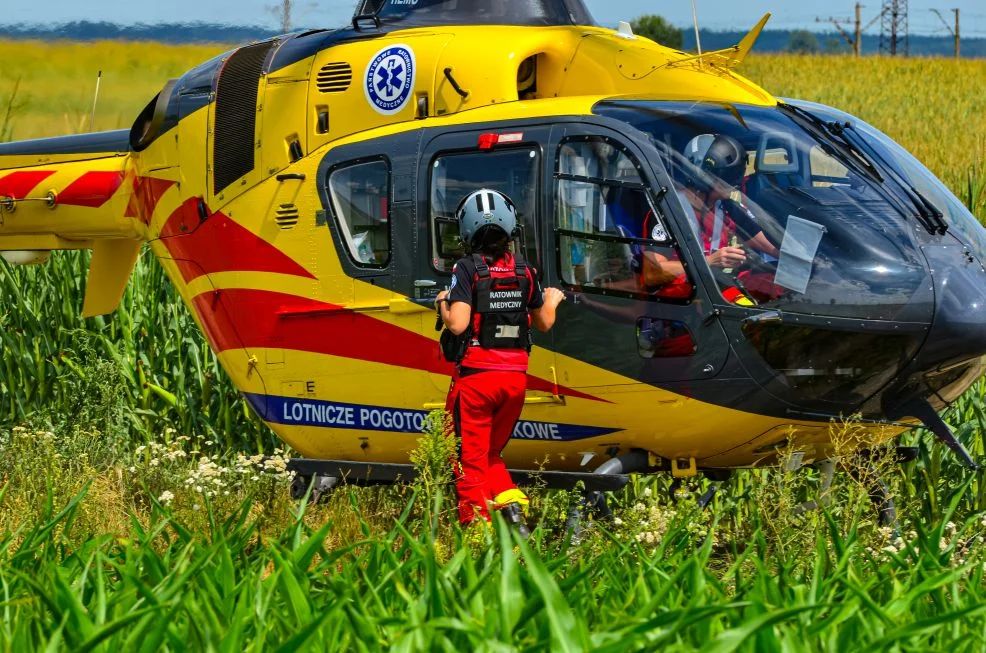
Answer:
[
  {"xmin": 594, "ymin": 99, "xmax": 948, "ymax": 324},
  {"xmin": 354, "ymin": 0, "xmax": 596, "ymax": 27},
  {"xmin": 788, "ymin": 99, "xmax": 986, "ymax": 267}
]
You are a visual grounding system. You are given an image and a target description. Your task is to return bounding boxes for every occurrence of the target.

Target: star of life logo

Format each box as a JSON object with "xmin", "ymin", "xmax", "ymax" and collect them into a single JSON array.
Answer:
[{"xmin": 364, "ymin": 44, "xmax": 416, "ymax": 115}]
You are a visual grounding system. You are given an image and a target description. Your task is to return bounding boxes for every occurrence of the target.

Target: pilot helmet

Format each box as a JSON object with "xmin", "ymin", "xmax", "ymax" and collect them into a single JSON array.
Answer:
[
  {"xmin": 684, "ymin": 133, "xmax": 716, "ymax": 168},
  {"xmin": 455, "ymin": 189, "xmax": 518, "ymax": 246},
  {"xmin": 700, "ymin": 135, "xmax": 747, "ymax": 188}
]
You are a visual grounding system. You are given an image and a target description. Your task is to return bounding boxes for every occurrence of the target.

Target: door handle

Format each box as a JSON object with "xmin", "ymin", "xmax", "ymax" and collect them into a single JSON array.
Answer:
[
  {"xmin": 524, "ymin": 395, "xmax": 565, "ymax": 405},
  {"xmin": 345, "ymin": 298, "xmax": 435, "ymax": 314}
]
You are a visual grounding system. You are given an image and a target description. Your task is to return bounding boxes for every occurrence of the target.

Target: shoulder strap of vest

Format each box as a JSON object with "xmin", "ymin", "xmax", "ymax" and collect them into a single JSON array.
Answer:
[
  {"xmin": 512, "ymin": 251, "xmax": 527, "ymax": 277},
  {"xmin": 471, "ymin": 253, "xmax": 490, "ymax": 279},
  {"xmin": 511, "ymin": 251, "xmax": 533, "ymax": 304}
]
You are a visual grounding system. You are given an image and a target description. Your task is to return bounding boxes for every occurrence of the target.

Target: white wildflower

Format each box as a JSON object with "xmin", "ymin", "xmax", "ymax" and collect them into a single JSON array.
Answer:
[{"xmin": 158, "ymin": 491, "xmax": 174, "ymax": 505}]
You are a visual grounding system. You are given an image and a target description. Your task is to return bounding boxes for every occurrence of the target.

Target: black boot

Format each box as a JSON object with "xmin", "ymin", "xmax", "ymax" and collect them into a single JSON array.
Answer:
[{"xmin": 499, "ymin": 503, "xmax": 531, "ymax": 540}]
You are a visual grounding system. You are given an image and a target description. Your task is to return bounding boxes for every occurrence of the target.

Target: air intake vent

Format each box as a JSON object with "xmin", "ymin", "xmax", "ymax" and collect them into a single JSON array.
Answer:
[
  {"xmin": 213, "ymin": 40, "xmax": 275, "ymax": 195},
  {"xmin": 316, "ymin": 62, "xmax": 352, "ymax": 93},
  {"xmin": 275, "ymin": 203, "xmax": 300, "ymax": 230}
]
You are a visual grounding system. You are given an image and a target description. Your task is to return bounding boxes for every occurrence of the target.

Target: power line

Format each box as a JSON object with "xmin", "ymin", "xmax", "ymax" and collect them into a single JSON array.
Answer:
[
  {"xmin": 930, "ymin": 8, "xmax": 961, "ymax": 58},
  {"xmin": 816, "ymin": 3, "xmax": 885, "ymax": 56}
]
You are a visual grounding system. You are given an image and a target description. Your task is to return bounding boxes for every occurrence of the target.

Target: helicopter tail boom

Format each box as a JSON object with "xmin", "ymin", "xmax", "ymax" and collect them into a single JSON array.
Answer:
[{"xmin": 0, "ymin": 134, "xmax": 146, "ymax": 316}]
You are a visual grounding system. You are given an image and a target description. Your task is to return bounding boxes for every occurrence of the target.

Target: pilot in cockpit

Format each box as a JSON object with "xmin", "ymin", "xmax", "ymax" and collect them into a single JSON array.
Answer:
[
  {"xmin": 605, "ymin": 134, "xmax": 778, "ymax": 303},
  {"xmin": 600, "ymin": 135, "xmax": 780, "ymax": 299},
  {"xmin": 675, "ymin": 134, "xmax": 779, "ymax": 270}
]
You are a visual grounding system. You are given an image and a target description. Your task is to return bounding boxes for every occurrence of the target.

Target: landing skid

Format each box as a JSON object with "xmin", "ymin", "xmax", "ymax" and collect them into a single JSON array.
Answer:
[
  {"xmin": 286, "ymin": 448, "xmax": 906, "ymax": 530},
  {"xmin": 792, "ymin": 448, "xmax": 917, "ymax": 528},
  {"xmin": 286, "ymin": 458, "xmax": 629, "ymax": 501}
]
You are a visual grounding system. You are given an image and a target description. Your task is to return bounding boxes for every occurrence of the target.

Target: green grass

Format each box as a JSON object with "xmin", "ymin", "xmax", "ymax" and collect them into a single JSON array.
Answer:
[{"xmin": 4, "ymin": 419, "xmax": 986, "ymax": 651}]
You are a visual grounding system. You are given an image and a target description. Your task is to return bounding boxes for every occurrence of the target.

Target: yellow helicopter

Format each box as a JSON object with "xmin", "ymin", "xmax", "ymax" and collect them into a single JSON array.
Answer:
[{"xmin": 1, "ymin": 0, "xmax": 984, "ymax": 511}]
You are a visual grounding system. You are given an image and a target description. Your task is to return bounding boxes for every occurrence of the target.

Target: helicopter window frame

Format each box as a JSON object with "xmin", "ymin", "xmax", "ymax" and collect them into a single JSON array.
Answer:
[
  {"xmin": 553, "ymin": 135, "xmax": 695, "ymax": 303},
  {"xmin": 326, "ymin": 157, "xmax": 392, "ymax": 270},
  {"xmin": 427, "ymin": 145, "xmax": 543, "ymax": 275}
]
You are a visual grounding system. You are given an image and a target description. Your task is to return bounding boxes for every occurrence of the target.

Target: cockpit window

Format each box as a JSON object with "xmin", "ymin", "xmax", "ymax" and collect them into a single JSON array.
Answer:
[
  {"xmin": 594, "ymin": 100, "xmax": 935, "ymax": 322},
  {"xmin": 554, "ymin": 136, "xmax": 693, "ymax": 301},
  {"xmin": 356, "ymin": 0, "xmax": 596, "ymax": 27}
]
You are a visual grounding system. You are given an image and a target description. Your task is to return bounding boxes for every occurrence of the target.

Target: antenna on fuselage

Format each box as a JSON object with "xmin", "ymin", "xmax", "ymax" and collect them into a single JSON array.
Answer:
[
  {"xmin": 89, "ymin": 70, "xmax": 102, "ymax": 132},
  {"xmin": 691, "ymin": 0, "xmax": 703, "ymax": 67}
]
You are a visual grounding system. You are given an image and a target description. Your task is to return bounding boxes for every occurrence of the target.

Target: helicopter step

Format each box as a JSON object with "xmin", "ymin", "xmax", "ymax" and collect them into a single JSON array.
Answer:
[{"xmin": 286, "ymin": 458, "xmax": 630, "ymax": 500}]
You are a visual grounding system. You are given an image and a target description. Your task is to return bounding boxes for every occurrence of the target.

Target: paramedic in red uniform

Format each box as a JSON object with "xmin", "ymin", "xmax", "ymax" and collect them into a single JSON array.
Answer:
[{"xmin": 435, "ymin": 189, "xmax": 565, "ymax": 534}]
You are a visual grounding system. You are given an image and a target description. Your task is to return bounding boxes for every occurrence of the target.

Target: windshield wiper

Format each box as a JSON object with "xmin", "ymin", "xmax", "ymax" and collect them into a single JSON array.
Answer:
[
  {"xmin": 778, "ymin": 103, "xmax": 883, "ymax": 183},
  {"xmin": 779, "ymin": 103, "xmax": 943, "ymax": 235},
  {"xmin": 836, "ymin": 122, "xmax": 948, "ymax": 235}
]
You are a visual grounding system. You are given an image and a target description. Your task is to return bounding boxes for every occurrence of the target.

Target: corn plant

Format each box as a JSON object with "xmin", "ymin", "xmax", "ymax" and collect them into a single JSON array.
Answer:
[{"xmin": 0, "ymin": 250, "xmax": 273, "ymax": 451}]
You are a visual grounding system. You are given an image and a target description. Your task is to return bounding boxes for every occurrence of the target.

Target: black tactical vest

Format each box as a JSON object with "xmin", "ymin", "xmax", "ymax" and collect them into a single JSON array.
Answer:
[
  {"xmin": 439, "ymin": 252, "xmax": 531, "ymax": 363},
  {"xmin": 471, "ymin": 252, "xmax": 531, "ymax": 351}
]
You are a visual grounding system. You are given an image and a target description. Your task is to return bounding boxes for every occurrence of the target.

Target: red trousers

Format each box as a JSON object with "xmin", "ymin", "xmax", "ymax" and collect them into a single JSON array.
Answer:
[{"xmin": 445, "ymin": 370, "xmax": 526, "ymax": 523}]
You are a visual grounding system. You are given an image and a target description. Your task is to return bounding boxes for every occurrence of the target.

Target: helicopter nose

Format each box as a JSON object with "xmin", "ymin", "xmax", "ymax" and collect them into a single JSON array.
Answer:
[{"xmin": 883, "ymin": 242, "xmax": 986, "ymax": 414}]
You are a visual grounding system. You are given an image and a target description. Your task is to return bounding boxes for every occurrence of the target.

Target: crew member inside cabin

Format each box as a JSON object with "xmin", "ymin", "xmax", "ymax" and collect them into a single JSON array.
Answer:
[
  {"xmin": 434, "ymin": 189, "xmax": 565, "ymax": 535},
  {"xmin": 607, "ymin": 134, "xmax": 780, "ymax": 302},
  {"xmin": 677, "ymin": 134, "xmax": 778, "ymax": 269}
]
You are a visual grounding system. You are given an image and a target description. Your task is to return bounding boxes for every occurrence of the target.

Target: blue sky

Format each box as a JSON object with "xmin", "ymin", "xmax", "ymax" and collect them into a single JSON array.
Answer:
[{"xmin": 6, "ymin": 1, "xmax": 986, "ymax": 36}]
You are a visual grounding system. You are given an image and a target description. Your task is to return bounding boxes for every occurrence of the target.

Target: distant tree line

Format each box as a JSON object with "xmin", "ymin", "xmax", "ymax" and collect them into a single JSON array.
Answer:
[{"xmin": 0, "ymin": 21, "xmax": 278, "ymax": 44}]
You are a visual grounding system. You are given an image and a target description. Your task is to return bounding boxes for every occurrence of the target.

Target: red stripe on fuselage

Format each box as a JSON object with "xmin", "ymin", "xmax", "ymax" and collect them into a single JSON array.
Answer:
[
  {"xmin": 0, "ymin": 170, "xmax": 55, "ymax": 199},
  {"xmin": 125, "ymin": 176, "xmax": 176, "ymax": 224},
  {"xmin": 190, "ymin": 288, "xmax": 607, "ymax": 403},
  {"xmin": 158, "ymin": 198, "xmax": 316, "ymax": 283},
  {"xmin": 58, "ymin": 171, "xmax": 124, "ymax": 208}
]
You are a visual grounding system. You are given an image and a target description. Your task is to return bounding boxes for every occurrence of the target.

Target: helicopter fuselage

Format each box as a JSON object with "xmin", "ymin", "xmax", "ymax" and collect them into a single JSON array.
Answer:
[{"xmin": 1, "ymin": 14, "xmax": 984, "ymax": 475}]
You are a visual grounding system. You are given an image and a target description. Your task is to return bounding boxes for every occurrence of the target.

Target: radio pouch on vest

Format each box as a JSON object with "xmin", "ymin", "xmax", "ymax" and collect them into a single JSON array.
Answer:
[{"xmin": 440, "ymin": 327, "xmax": 469, "ymax": 363}]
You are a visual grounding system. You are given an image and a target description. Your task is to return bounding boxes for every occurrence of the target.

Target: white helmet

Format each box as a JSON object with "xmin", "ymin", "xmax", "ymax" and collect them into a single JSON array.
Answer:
[
  {"xmin": 455, "ymin": 189, "xmax": 518, "ymax": 245},
  {"xmin": 684, "ymin": 133, "xmax": 716, "ymax": 167}
]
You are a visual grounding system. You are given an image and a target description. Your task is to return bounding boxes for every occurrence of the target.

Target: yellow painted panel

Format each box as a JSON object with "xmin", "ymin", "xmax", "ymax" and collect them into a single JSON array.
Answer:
[{"xmin": 82, "ymin": 238, "xmax": 142, "ymax": 317}]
